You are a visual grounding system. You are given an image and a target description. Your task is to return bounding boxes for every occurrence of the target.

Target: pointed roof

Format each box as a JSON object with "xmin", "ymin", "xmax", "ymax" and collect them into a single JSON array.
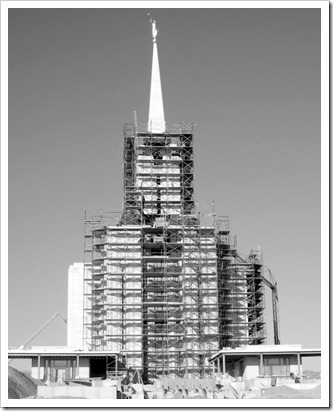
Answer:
[{"xmin": 148, "ymin": 19, "xmax": 165, "ymax": 133}]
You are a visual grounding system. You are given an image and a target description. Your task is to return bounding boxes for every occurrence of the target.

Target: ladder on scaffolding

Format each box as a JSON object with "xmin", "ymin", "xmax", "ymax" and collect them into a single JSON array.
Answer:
[{"xmin": 106, "ymin": 355, "xmax": 119, "ymax": 380}]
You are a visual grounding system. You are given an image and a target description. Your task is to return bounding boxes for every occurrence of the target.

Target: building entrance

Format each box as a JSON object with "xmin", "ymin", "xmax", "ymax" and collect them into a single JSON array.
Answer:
[{"xmin": 90, "ymin": 358, "xmax": 107, "ymax": 378}]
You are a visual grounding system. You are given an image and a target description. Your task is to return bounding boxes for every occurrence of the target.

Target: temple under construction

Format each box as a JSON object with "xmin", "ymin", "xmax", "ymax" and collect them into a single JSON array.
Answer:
[{"xmin": 80, "ymin": 20, "xmax": 269, "ymax": 383}]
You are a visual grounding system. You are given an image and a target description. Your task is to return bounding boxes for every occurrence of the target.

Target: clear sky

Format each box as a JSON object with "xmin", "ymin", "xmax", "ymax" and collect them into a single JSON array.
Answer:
[{"xmin": 8, "ymin": 7, "xmax": 321, "ymax": 371}]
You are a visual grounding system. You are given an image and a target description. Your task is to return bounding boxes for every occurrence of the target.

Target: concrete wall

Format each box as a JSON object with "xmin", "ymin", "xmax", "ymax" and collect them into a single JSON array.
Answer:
[
  {"xmin": 37, "ymin": 385, "xmax": 117, "ymax": 399},
  {"xmin": 67, "ymin": 263, "xmax": 84, "ymax": 347},
  {"xmin": 31, "ymin": 357, "xmax": 45, "ymax": 380},
  {"xmin": 290, "ymin": 355, "xmax": 302, "ymax": 375},
  {"xmin": 77, "ymin": 358, "xmax": 90, "ymax": 378},
  {"xmin": 243, "ymin": 357, "xmax": 260, "ymax": 380}
]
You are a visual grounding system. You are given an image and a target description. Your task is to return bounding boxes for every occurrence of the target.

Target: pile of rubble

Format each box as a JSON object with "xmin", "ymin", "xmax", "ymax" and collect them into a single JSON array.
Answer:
[{"xmin": 140, "ymin": 374, "xmax": 321, "ymax": 399}]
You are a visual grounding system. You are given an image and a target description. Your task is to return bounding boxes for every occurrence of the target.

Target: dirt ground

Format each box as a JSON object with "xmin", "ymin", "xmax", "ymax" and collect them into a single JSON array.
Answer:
[
  {"xmin": 259, "ymin": 384, "xmax": 321, "ymax": 399},
  {"xmin": 8, "ymin": 366, "xmax": 41, "ymax": 399},
  {"xmin": 8, "ymin": 367, "xmax": 321, "ymax": 400}
]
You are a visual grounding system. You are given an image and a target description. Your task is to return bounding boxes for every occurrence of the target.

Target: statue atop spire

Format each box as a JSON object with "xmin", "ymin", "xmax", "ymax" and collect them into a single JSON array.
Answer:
[
  {"xmin": 150, "ymin": 18, "xmax": 158, "ymax": 42},
  {"xmin": 147, "ymin": 15, "xmax": 165, "ymax": 133},
  {"xmin": 148, "ymin": 14, "xmax": 158, "ymax": 42}
]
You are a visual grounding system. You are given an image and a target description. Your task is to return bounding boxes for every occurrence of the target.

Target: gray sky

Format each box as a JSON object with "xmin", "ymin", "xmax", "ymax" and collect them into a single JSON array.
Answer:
[{"xmin": 8, "ymin": 7, "xmax": 321, "ymax": 370}]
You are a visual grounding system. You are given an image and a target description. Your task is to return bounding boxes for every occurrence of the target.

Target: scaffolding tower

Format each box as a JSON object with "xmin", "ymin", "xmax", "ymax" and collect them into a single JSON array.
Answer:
[
  {"xmin": 216, "ymin": 221, "xmax": 266, "ymax": 348},
  {"xmin": 83, "ymin": 122, "xmax": 266, "ymax": 382}
]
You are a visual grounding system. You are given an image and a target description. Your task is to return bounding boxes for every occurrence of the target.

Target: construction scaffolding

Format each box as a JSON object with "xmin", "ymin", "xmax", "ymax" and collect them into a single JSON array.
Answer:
[
  {"xmin": 83, "ymin": 212, "xmax": 143, "ymax": 371},
  {"xmin": 83, "ymin": 122, "xmax": 267, "ymax": 383},
  {"xmin": 216, "ymin": 222, "xmax": 266, "ymax": 348}
]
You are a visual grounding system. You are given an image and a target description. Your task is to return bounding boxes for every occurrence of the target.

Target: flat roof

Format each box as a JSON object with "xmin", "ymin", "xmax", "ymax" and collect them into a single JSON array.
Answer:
[
  {"xmin": 8, "ymin": 349, "xmax": 120, "ymax": 360},
  {"xmin": 210, "ymin": 345, "xmax": 321, "ymax": 362}
]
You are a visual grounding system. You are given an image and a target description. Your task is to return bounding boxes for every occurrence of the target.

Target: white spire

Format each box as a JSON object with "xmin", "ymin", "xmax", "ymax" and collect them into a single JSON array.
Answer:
[{"xmin": 148, "ymin": 18, "xmax": 165, "ymax": 133}]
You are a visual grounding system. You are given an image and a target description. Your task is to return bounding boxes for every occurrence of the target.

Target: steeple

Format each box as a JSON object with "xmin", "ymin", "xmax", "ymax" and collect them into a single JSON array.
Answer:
[{"xmin": 148, "ymin": 19, "xmax": 165, "ymax": 133}]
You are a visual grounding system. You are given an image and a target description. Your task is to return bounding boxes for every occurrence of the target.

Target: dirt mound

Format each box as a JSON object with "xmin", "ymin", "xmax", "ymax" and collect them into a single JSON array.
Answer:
[
  {"xmin": 8, "ymin": 366, "xmax": 40, "ymax": 399},
  {"xmin": 260, "ymin": 384, "xmax": 321, "ymax": 399}
]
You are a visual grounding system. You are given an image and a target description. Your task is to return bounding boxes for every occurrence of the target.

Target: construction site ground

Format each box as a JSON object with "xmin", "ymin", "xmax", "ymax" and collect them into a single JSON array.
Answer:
[
  {"xmin": 20, "ymin": 385, "xmax": 323, "ymax": 400},
  {"xmin": 258, "ymin": 384, "xmax": 321, "ymax": 399},
  {"xmin": 8, "ymin": 367, "xmax": 320, "ymax": 400},
  {"xmin": 8, "ymin": 366, "xmax": 44, "ymax": 399}
]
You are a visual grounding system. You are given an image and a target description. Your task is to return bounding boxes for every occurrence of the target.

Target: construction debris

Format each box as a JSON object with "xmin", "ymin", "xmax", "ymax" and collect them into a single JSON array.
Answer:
[{"xmin": 8, "ymin": 366, "xmax": 43, "ymax": 399}]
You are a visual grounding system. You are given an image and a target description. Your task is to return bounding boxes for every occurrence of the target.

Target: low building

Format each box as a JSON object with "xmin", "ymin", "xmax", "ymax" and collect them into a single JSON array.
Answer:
[
  {"xmin": 8, "ymin": 347, "xmax": 122, "ymax": 382},
  {"xmin": 209, "ymin": 344, "xmax": 321, "ymax": 381}
]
